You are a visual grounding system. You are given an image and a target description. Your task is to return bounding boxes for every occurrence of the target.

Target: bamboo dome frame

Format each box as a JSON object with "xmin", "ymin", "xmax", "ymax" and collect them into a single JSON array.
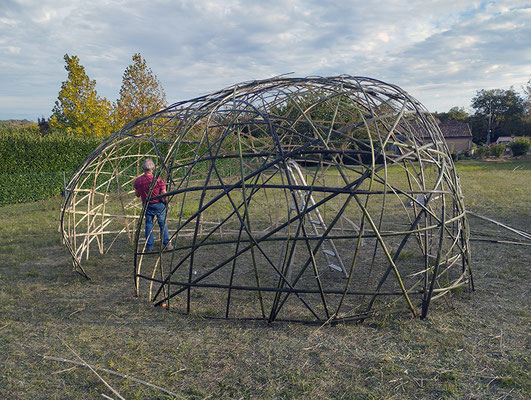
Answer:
[{"xmin": 61, "ymin": 76, "xmax": 473, "ymax": 323}]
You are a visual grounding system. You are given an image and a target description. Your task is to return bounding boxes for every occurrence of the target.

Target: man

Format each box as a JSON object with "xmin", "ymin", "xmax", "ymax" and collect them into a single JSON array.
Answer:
[{"xmin": 134, "ymin": 158, "xmax": 173, "ymax": 252}]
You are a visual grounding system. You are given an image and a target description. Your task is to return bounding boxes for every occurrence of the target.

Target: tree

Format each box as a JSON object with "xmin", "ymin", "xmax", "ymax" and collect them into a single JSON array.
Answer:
[
  {"xmin": 470, "ymin": 88, "xmax": 525, "ymax": 143},
  {"xmin": 114, "ymin": 53, "xmax": 167, "ymax": 128},
  {"xmin": 523, "ymin": 77, "xmax": 531, "ymax": 123},
  {"xmin": 37, "ymin": 116, "xmax": 51, "ymax": 136},
  {"xmin": 50, "ymin": 54, "xmax": 113, "ymax": 137},
  {"xmin": 433, "ymin": 106, "xmax": 468, "ymax": 122}
]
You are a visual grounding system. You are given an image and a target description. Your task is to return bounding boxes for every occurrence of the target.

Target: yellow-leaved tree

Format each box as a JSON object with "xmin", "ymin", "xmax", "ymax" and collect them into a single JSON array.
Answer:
[
  {"xmin": 50, "ymin": 54, "xmax": 113, "ymax": 137},
  {"xmin": 114, "ymin": 53, "xmax": 167, "ymax": 129}
]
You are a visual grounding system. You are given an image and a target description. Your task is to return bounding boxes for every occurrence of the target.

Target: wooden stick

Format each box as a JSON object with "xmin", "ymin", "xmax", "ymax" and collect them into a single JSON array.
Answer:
[
  {"xmin": 470, "ymin": 238, "xmax": 531, "ymax": 246},
  {"xmin": 43, "ymin": 356, "xmax": 181, "ymax": 398},
  {"xmin": 467, "ymin": 211, "xmax": 531, "ymax": 240},
  {"xmin": 54, "ymin": 344, "xmax": 126, "ymax": 400}
]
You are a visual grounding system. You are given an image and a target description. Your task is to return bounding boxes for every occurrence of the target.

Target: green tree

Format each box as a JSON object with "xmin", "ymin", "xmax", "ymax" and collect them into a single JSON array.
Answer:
[
  {"xmin": 37, "ymin": 117, "xmax": 51, "ymax": 136},
  {"xmin": 523, "ymin": 77, "xmax": 531, "ymax": 123},
  {"xmin": 50, "ymin": 54, "xmax": 113, "ymax": 137},
  {"xmin": 470, "ymin": 88, "xmax": 525, "ymax": 143},
  {"xmin": 114, "ymin": 53, "xmax": 167, "ymax": 128},
  {"xmin": 433, "ymin": 106, "xmax": 469, "ymax": 122}
]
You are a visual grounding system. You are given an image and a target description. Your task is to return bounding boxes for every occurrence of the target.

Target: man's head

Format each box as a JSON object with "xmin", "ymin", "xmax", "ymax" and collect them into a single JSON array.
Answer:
[{"xmin": 142, "ymin": 158, "xmax": 155, "ymax": 172}]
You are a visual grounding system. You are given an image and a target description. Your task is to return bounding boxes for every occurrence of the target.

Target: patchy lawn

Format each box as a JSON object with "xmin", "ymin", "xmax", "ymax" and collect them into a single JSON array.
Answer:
[{"xmin": 1, "ymin": 159, "xmax": 530, "ymax": 399}]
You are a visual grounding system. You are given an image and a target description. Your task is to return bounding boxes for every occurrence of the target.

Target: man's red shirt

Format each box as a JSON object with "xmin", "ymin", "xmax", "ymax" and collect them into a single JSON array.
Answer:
[{"xmin": 134, "ymin": 174, "xmax": 166, "ymax": 204}]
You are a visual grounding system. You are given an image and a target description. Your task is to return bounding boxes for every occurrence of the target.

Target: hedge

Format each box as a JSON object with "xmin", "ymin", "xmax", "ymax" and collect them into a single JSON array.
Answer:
[
  {"xmin": 0, "ymin": 132, "xmax": 212, "ymax": 206},
  {"xmin": 0, "ymin": 131, "xmax": 102, "ymax": 206}
]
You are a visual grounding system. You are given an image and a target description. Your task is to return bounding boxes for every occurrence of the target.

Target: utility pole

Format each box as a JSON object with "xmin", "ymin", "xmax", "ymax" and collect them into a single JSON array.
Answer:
[{"xmin": 486, "ymin": 100, "xmax": 492, "ymax": 146}]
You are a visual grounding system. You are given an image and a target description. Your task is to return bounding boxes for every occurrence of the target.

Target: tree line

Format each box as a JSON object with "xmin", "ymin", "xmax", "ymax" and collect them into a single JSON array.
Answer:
[
  {"xmin": 434, "ymin": 82, "xmax": 531, "ymax": 144},
  {"xmin": 8, "ymin": 54, "xmax": 531, "ymax": 142}
]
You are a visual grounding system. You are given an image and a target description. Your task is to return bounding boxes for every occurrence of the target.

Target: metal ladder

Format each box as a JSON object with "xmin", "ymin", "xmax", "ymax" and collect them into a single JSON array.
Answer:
[{"xmin": 285, "ymin": 161, "xmax": 349, "ymax": 278}]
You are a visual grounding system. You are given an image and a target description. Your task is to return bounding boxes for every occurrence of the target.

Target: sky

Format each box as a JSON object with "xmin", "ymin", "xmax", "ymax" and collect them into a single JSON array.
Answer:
[{"xmin": 1, "ymin": 0, "xmax": 530, "ymax": 121}]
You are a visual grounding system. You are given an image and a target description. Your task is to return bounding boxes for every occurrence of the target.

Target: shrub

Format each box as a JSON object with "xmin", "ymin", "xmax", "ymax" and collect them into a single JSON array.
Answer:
[
  {"xmin": 490, "ymin": 143, "xmax": 506, "ymax": 158},
  {"xmin": 475, "ymin": 145, "xmax": 490, "ymax": 159},
  {"xmin": 509, "ymin": 138, "xmax": 530, "ymax": 157}
]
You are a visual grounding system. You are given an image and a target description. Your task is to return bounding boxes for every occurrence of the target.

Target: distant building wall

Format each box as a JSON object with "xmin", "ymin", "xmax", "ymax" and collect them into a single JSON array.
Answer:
[
  {"xmin": 437, "ymin": 120, "xmax": 473, "ymax": 153},
  {"xmin": 496, "ymin": 136, "xmax": 518, "ymax": 145},
  {"xmin": 446, "ymin": 137, "xmax": 473, "ymax": 153}
]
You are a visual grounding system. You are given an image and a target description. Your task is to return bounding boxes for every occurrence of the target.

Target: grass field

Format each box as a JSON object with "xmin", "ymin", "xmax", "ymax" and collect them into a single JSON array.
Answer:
[{"xmin": 1, "ymin": 159, "xmax": 530, "ymax": 399}]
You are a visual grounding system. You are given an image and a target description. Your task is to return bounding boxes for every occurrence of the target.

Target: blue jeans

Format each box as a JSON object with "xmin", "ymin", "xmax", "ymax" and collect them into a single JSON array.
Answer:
[{"xmin": 145, "ymin": 202, "xmax": 170, "ymax": 248}]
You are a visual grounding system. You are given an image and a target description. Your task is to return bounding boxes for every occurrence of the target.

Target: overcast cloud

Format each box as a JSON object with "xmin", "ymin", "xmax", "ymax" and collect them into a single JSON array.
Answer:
[{"xmin": 1, "ymin": 0, "xmax": 529, "ymax": 120}]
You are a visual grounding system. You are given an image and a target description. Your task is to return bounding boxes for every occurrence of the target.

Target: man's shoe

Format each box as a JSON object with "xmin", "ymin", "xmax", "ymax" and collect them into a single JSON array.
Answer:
[
  {"xmin": 164, "ymin": 243, "xmax": 173, "ymax": 251},
  {"xmin": 145, "ymin": 246, "xmax": 154, "ymax": 252}
]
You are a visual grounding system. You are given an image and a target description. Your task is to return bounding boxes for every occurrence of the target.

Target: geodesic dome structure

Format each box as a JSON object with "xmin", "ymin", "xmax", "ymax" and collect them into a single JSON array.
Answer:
[{"xmin": 61, "ymin": 76, "xmax": 473, "ymax": 323}]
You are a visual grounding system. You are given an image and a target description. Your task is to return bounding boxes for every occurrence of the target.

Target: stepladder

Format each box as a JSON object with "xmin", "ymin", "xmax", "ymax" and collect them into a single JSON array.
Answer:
[{"xmin": 283, "ymin": 160, "xmax": 349, "ymax": 279}]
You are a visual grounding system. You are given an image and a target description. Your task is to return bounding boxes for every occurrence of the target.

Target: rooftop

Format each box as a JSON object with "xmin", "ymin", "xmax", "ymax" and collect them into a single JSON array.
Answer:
[{"xmin": 437, "ymin": 120, "xmax": 472, "ymax": 138}]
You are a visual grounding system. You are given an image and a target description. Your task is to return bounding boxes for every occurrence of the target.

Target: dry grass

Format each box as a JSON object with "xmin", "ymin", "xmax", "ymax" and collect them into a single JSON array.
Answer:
[{"xmin": 0, "ymin": 159, "xmax": 530, "ymax": 399}]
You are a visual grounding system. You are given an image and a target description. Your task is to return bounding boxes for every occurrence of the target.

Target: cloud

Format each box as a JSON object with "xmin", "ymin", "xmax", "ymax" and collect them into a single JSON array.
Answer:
[
  {"xmin": 0, "ymin": 0, "xmax": 529, "ymax": 119},
  {"xmin": 382, "ymin": 2, "xmax": 531, "ymax": 110}
]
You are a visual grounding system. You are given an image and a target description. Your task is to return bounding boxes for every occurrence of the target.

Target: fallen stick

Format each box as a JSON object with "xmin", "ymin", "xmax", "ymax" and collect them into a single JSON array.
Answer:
[
  {"xmin": 43, "ymin": 355, "xmax": 181, "ymax": 398},
  {"xmin": 52, "ymin": 365, "xmax": 77, "ymax": 375},
  {"xmin": 56, "ymin": 342, "xmax": 126, "ymax": 400},
  {"xmin": 467, "ymin": 211, "xmax": 531, "ymax": 240},
  {"xmin": 470, "ymin": 238, "xmax": 531, "ymax": 246}
]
